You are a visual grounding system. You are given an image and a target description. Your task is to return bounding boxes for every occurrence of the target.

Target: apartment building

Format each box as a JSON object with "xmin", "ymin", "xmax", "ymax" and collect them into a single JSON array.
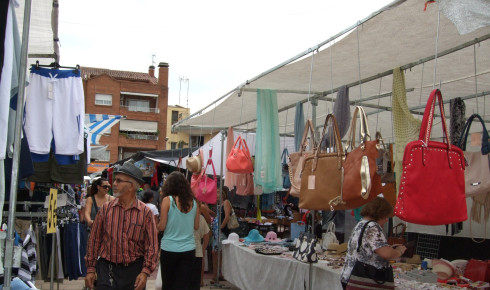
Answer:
[{"xmin": 82, "ymin": 62, "xmax": 169, "ymax": 164}]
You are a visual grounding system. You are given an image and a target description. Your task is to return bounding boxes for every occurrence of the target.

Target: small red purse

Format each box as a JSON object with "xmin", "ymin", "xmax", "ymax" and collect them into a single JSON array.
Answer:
[
  {"xmin": 226, "ymin": 136, "xmax": 254, "ymax": 173},
  {"xmin": 394, "ymin": 89, "xmax": 467, "ymax": 225}
]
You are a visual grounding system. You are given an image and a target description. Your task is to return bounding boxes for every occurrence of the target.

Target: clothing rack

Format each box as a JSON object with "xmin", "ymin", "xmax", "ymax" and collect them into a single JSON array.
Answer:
[{"xmin": 33, "ymin": 60, "xmax": 80, "ymax": 74}]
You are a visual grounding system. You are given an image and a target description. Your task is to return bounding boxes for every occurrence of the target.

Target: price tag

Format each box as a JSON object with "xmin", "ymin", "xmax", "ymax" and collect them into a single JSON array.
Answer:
[
  {"xmin": 308, "ymin": 175, "xmax": 316, "ymax": 190},
  {"xmin": 47, "ymin": 188, "xmax": 58, "ymax": 234}
]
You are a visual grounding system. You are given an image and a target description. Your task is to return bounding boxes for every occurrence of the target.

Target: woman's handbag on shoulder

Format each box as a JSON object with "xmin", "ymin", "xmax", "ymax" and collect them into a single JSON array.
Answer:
[
  {"xmin": 226, "ymin": 136, "xmax": 254, "ymax": 173},
  {"xmin": 299, "ymin": 114, "xmax": 345, "ymax": 210},
  {"xmin": 292, "ymin": 232, "xmax": 318, "ymax": 263},
  {"xmin": 347, "ymin": 221, "xmax": 395, "ymax": 289},
  {"xmin": 227, "ymin": 207, "xmax": 239, "ymax": 229},
  {"xmin": 394, "ymin": 89, "xmax": 467, "ymax": 225},
  {"xmin": 457, "ymin": 113, "xmax": 490, "ymax": 197},
  {"xmin": 331, "ymin": 106, "xmax": 382, "ymax": 210},
  {"xmin": 288, "ymin": 120, "xmax": 317, "ymax": 197}
]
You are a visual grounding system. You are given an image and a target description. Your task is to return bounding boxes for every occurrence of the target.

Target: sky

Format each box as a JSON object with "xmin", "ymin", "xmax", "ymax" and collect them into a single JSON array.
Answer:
[{"xmin": 58, "ymin": 0, "xmax": 394, "ymax": 114}]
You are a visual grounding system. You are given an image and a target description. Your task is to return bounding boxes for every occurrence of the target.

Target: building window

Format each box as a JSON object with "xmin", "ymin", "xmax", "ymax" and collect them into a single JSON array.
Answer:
[
  {"xmin": 127, "ymin": 99, "xmax": 150, "ymax": 112},
  {"xmin": 171, "ymin": 142, "xmax": 177, "ymax": 149},
  {"xmin": 172, "ymin": 111, "xmax": 179, "ymax": 124},
  {"xmin": 190, "ymin": 136, "xmax": 204, "ymax": 147},
  {"xmin": 95, "ymin": 94, "xmax": 112, "ymax": 106}
]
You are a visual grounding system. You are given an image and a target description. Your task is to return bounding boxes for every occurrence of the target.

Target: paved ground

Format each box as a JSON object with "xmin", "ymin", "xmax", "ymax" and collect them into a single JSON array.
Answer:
[{"xmin": 34, "ymin": 272, "xmax": 240, "ymax": 290}]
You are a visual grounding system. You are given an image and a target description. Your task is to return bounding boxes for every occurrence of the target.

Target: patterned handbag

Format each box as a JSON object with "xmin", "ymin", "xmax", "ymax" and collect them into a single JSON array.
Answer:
[
  {"xmin": 292, "ymin": 232, "xmax": 318, "ymax": 263},
  {"xmin": 395, "ymin": 89, "xmax": 467, "ymax": 225}
]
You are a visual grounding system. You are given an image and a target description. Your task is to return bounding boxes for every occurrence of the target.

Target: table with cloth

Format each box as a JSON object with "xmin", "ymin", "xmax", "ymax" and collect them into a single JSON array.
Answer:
[{"xmin": 221, "ymin": 243, "xmax": 343, "ymax": 290}]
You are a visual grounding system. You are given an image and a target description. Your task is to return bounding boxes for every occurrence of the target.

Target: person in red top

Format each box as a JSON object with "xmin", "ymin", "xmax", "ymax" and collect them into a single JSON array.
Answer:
[{"xmin": 85, "ymin": 162, "xmax": 159, "ymax": 290}]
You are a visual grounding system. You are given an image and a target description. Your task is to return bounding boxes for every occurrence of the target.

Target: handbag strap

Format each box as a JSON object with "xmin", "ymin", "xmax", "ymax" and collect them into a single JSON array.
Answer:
[
  {"xmin": 235, "ymin": 136, "xmax": 253, "ymax": 160},
  {"xmin": 299, "ymin": 120, "xmax": 317, "ymax": 154},
  {"xmin": 327, "ymin": 221, "xmax": 336, "ymax": 233},
  {"xmin": 204, "ymin": 155, "xmax": 217, "ymax": 178},
  {"xmin": 281, "ymin": 148, "xmax": 289, "ymax": 164},
  {"xmin": 391, "ymin": 223, "xmax": 406, "ymax": 237},
  {"xmin": 375, "ymin": 131, "xmax": 387, "ymax": 150},
  {"xmin": 356, "ymin": 220, "xmax": 375, "ymax": 253},
  {"xmin": 419, "ymin": 89, "xmax": 451, "ymax": 149},
  {"xmin": 457, "ymin": 113, "xmax": 490, "ymax": 154},
  {"xmin": 316, "ymin": 114, "xmax": 344, "ymax": 163},
  {"xmin": 347, "ymin": 106, "xmax": 371, "ymax": 151}
]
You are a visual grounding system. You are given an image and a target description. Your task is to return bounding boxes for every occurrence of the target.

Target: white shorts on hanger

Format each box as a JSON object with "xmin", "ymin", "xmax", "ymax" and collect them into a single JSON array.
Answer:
[{"xmin": 24, "ymin": 67, "xmax": 84, "ymax": 155}]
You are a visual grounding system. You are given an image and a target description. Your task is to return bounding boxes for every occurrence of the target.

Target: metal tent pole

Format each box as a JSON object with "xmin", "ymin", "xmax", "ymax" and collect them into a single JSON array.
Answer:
[
  {"xmin": 211, "ymin": 130, "xmax": 230, "ymax": 289},
  {"xmin": 3, "ymin": 0, "xmax": 32, "ymax": 288}
]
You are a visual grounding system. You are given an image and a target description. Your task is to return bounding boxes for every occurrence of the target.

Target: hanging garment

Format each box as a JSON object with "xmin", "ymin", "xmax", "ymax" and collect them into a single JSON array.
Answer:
[
  {"xmin": 24, "ymin": 66, "xmax": 85, "ymax": 156},
  {"xmin": 322, "ymin": 86, "xmax": 351, "ymax": 148},
  {"xmin": 294, "ymin": 102, "xmax": 305, "ymax": 152},
  {"xmin": 449, "ymin": 97, "xmax": 466, "ymax": 234},
  {"xmin": 450, "ymin": 97, "xmax": 466, "ymax": 145},
  {"xmin": 254, "ymin": 89, "xmax": 282, "ymax": 193},
  {"xmin": 392, "ymin": 67, "xmax": 421, "ymax": 195},
  {"xmin": 17, "ymin": 228, "xmax": 38, "ymax": 284}
]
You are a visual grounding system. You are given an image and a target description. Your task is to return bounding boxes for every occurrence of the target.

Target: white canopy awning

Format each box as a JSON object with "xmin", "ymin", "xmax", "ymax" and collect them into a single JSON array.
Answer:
[
  {"xmin": 121, "ymin": 91, "xmax": 159, "ymax": 98},
  {"xmin": 173, "ymin": 0, "xmax": 490, "ymax": 143},
  {"xmin": 119, "ymin": 119, "xmax": 158, "ymax": 133}
]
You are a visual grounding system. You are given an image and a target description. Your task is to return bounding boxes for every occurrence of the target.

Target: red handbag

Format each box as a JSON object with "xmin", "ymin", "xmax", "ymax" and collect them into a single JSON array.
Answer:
[
  {"xmin": 226, "ymin": 136, "xmax": 254, "ymax": 173},
  {"xmin": 464, "ymin": 259, "xmax": 489, "ymax": 282},
  {"xmin": 395, "ymin": 89, "xmax": 467, "ymax": 225},
  {"xmin": 195, "ymin": 155, "xmax": 217, "ymax": 204}
]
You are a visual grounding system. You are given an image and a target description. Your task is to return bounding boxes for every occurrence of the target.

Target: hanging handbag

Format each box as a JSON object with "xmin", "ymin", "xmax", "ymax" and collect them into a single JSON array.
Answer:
[
  {"xmin": 375, "ymin": 132, "xmax": 395, "ymax": 184},
  {"xmin": 288, "ymin": 120, "xmax": 317, "ymax": 197},
  {"xmin": 395, "ymin": 89, "xmax": 467, "ymax": 225},
  {"xmin": 331, "ymin": 106, "xmax": 382, "ymax": 210},
  {"xmin": 457, "ymin": 113, "xmax": 490, "ymax": 197},
  {"xmin": 281, "ymin": 148, "xmax": 291, "ymax": 189},
  {"xmin": 387, "ymin": 223, "xmax": 406, "ymax": 246},
  {"xmin": 227, "ymin": 207, "xmax": 240, "ymax": 229},
  {"xmin": 236, "ymin": 173, "xmax": 254, "ymax": 196},
  {"xmin": 347, "ymin": 221, "xmax": 395, "ymax": 289},
  {"xmin": 300, "ymin": 114, "xmax": 345, "ymax": 210},
  {"xmin": 195, "ymin": 154, "xmax": 218, "ymax": 205},
  {"xmin": 292, "ymin": 232, "xmax": 318, "ymax": 263},
  {"xmin": 322, "ymin": 222, "xmax": 339, "ymax": 250},
  {"xmin": 226, "ymin": 136, "xmax": 254, "ymax": 173}
]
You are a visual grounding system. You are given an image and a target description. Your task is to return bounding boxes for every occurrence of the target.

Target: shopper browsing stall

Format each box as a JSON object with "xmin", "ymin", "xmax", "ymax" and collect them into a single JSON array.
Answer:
[
  {"xmin": 85, "ymin": 163, "xmax": 159, "ymax": 290},
  {"xmin": 340, "ymin": 197, "xmax": 407, "ymax": 289},
  {"xmin": 158, "ymin": 171, "xmax": 200, "ymax": 290},
  {"xmin": 211, "ymin": 186, "xmax": 232, "ymax": 284}
]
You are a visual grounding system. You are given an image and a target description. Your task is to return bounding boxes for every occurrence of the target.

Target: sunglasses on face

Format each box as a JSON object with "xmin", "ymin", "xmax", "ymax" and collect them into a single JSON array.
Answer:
[{"xmin": 101, "ymin": 185, "xmax": 111, "ymax": 189}]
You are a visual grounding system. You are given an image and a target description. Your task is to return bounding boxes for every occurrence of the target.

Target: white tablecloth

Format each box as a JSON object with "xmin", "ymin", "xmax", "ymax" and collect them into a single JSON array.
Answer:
[{"xmin": 221, "ymin": 243, "xmax": 343, "ymax": 290}]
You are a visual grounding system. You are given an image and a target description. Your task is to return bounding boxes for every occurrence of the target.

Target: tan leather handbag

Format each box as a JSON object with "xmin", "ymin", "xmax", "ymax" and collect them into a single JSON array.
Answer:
[
  {"xmin": 330, "ymin": 106, "xmax": 382, "ymax": 210},
  {"xmin": 288, "ymin": 120, "xmax": 317, "ymax": 197},
  {"xmin": 299, "ymin": 114, "xmax": 345, "ymax": 210}
]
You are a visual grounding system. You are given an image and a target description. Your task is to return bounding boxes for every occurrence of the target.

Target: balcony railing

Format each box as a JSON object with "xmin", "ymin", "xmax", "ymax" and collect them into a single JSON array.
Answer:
[
  {"xmin": 125, "ymin": 134, "xmax": 159, "ymax": 140},
  {"xmin": 120, "ymin": 104, "xmax": 159, "ymax": 113}
]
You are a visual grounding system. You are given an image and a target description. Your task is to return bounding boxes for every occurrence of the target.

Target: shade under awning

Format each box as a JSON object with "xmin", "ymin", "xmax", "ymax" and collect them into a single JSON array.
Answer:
[{"xmin": 119, "ymin": 119, "xmax": 158, "ymax": 133}]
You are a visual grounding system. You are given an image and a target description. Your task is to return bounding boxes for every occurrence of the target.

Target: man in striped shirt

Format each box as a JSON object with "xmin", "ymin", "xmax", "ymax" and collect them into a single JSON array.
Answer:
[{"xmin": 85, "ymin": 162, "xmax": 159, "ymax": 290}]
